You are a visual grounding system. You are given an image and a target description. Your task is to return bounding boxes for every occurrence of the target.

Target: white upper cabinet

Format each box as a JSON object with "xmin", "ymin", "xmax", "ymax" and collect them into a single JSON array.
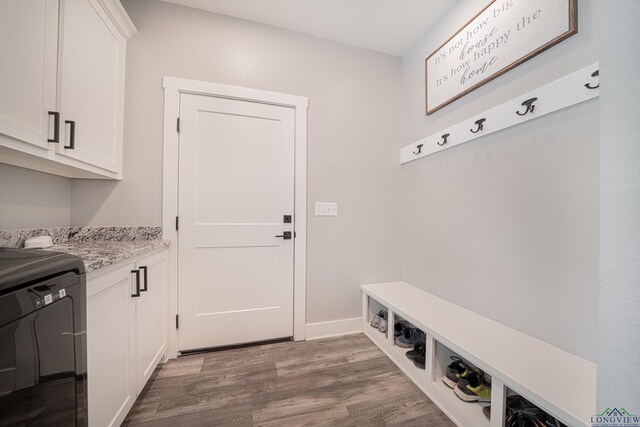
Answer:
[
  {"xmin": 0, "ymin": 0, "xmax": 136, "ymax": 179},
  {"xmin": 55, "ymin": 0, "xmax": 125, "ymax": 173},
  {"xmin": 0, "ymin": 0, "xmax": 59, "ymax": 153}
]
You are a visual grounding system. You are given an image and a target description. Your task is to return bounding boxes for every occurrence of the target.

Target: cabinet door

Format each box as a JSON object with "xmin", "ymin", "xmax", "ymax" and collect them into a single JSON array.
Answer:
[
  {"xmin": 87, "ymin": 267, "xmax": 136, "ymax": 427},
  {"xmin": 135, "ymin": 251, "xmax": 169, "ymax": 393},
  {"xmin": 0, "ymin": 0, "xmax": 58, "ymax": 151},
  {"xmin": 56, "ymin": 0, "xmax": 125, "ymax": 173}
]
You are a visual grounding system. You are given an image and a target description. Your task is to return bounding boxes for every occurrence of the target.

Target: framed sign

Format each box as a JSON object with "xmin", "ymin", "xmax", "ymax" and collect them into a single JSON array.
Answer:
[{"xmin": 425, "ymin": 0, "xmax": 577, "ymax": 115}]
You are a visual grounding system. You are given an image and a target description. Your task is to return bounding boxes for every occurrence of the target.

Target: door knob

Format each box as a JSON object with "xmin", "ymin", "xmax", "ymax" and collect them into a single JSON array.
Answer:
[{"xmin": 275, "ymin": 231, "xmax": 292, "ymax": 240}]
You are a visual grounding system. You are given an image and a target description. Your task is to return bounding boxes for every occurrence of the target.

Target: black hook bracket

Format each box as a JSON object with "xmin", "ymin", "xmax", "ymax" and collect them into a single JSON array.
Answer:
[
  {"xmin": 585, "ymin": 70, "xmax": 599, "ymax": 90},
  {"xmin": 470, "ymin": 118, "xmax": 486, "ymax": 134},
  {"xmin": 437, "ymin": 133, "xmax": 450, "ymax": 146},
  {"xmin": 413, "ymin": 144, "xmax": 423, "ymax": 155},
  {"xmin": 516, "ymin": 97, "xmax": 538, "ymax": 116}
]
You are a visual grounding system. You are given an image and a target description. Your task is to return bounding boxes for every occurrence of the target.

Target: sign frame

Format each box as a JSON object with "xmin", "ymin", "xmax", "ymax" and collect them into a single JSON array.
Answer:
[{"xmin": 425, "ymin": 0, "xmax": 577, "ymax": 115}]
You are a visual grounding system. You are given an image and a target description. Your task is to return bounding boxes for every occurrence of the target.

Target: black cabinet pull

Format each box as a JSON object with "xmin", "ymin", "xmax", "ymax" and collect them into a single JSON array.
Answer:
[
  {"xmin": 131, "ymin": 270, "xmax": 141, "ymax": 297},
  {"xmin": 140, "ymin": 266, "xmax": 148, "ymax": 292},
  {"xmin": 64, "ymin": 120, "xmax": 75, "ymax": 149},
  {"xmin": 48, "ymin": 111, "xmax": 60, "ymax": 143}
]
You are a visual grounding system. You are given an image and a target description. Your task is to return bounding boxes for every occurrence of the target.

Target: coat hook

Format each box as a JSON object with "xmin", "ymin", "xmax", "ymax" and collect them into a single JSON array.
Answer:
[
  {"xmin": 585, "ymin": 70, "xmax": 599, "ymax": 89},
  {"xmin": 470, "ymin": 118, "xmax": 486, "ymax": 134},
  {"xmin": 516, "ymin": 97, "xmax": 538, "ymax": 116},
  {"xmin": 413, "ymin": 144, "xmax": 423, "ymax": 155},
  {"xmin": 437, "ymin": 133, "xmax": 450, "ymax": 146}
]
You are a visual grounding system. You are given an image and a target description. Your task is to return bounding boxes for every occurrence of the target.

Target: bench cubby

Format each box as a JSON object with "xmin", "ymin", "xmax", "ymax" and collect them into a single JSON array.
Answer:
[{"xmin": 362, "ymin": 281, "xmax": 596, "ymax": 427}]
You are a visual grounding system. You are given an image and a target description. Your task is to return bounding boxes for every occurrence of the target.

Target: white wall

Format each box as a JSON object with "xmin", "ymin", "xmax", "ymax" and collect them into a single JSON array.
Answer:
[
  {"xmin": 401, "ymin": 0, "xmax": 599, "ymax": 361},
  {"xmin": 0, "ymin": 164, "xmax": 70, "ymax": 229},
  {"xmin": 598, "ymin": 0, "xmax": 640, "ymax": 411},
  {"xmin": 70, "ymin": 0, "xmax": 403, "ymax": 324}
]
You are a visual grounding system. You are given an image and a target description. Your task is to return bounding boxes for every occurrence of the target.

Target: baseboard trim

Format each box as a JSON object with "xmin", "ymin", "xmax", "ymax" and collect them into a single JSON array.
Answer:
[{"xmin": 305, "ymin": 317, "xmax": 363, "ymax": 340}]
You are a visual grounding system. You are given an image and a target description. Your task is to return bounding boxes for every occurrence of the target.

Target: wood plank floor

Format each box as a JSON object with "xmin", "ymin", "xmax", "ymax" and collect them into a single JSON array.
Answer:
[{"xmin": 123, "ymin": 333, "xmax": 455, "ymax": 426}]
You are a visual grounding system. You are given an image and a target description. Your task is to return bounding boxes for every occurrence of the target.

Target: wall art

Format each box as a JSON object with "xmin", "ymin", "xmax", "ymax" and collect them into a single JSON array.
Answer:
[{"xmin": 425, "ymin": 0, "xmax": 577, "ymax": 115}]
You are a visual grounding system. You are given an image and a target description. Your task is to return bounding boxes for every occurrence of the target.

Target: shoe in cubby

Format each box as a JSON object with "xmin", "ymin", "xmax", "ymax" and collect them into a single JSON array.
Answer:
[
  {"xmin": 370, "ymin": 309, "xmax": 387, "ymax": 328},
  {"xmin": 443, "ymin": 356, "xmax": 479, "ymax": 389},
  {"xmin": 482, "ymin": 395, "xmax": 525, "ymax": 420},
  {"xmin": 412, "ymin": 354, "xmax": 426, "ymax": 369},
  {"xmin": 378, "ymin": 317, "xmax": 388, "ymax": 333},
  {"xmin": 405, "ymin": 344, "xmax": 426, "ymax": 369},
  {"xmin": 503, "ymin": 394, "xmax": 567, "ymax": 427},
  {"xmin": 454, "ymin": 370, "xmax": 491, "ymax": 403},
  {"xmin": 393, "ymin": 319, "xmax": 407, "ymax": 338},
  {"xmin": 395, "ymin": 327, "xmax": 426, "ymax": 348}
]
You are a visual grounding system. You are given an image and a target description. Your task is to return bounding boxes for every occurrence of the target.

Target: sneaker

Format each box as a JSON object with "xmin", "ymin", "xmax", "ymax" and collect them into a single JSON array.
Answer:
[
  {"xmin": 370, "ymin": 314, "xmax": 381, "ymax": 328},
  {"xmin": 454, "ymin": 371, "xmax": 491, "ymax": 402},
  {"xmin": 443, "ymin": 356, "xmax": 470, "ymax": 389},
  {"xmin": 506, "ymin": 407, "xmax": 564, "ymax": 427},
  {"xmin": 413, "ymin": 354, "xmax": 426, "ymax": 369},
  {"xmin": 395, "ymin": 327, "xmax": 425, "ymax": 348},
  {"xmin": 369, "ymin": 310, "xmax": 387, "ymax": 328},
  {"xmin": 482, "ymin": 395, "xmax": 526, "ymax": 420},
  {"xmin": 405, "ymin": 344, "xmax": 425, "ymax": 360},
  {"xmin": 504, "ymin": 396, "xmax": 566, "ymax": 427},
  {"xmin": 405, "ymin": 343, "xmax": 426, "ymax": 369},
  {"xmin": 482, "ymin": 405, "xmax": 491, "ymax": 420},
  {"xmin": 377, "ymin": 318, "xmax": 388, "ymax": 333},
  {"xmin": 394, "ymin": 321, "xmax": 405, "ymax": 338}
]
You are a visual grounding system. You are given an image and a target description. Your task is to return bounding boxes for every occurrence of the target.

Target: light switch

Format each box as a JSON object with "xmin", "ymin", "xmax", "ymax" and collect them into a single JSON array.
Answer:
[{"xmin": 315, "ymin": 202, "xmax": 338, "ymax": 216}]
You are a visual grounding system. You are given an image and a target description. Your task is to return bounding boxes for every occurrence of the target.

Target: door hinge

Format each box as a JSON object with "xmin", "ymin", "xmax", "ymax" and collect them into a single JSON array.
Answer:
[
  {"xmin": 176, "ymin": 314, "xmax": 179, "ymax": 329},
  {"xmin": 177, "ymin": 117, "xmax": 180, "ymax": 133},
  {"xmin": 175, "ymin": 216, "xmax": 179, "ymax": 231}
]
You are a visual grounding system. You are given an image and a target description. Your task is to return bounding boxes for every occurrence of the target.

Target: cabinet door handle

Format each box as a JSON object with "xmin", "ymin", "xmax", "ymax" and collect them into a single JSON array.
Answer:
[
  {"xmin": 64, "ymin": 120, "xmax": 76, "ymax": 149},
  {"xmin": 48, "ymin": 111, "xmax": 60, "ymax": 143},
  {"xmin": 140, "ymin": 266, "xmax": 148, "ymax": 292},
  {"xmin": 131, "ymin": 269, "xmax": 141, "ymax": 297}
]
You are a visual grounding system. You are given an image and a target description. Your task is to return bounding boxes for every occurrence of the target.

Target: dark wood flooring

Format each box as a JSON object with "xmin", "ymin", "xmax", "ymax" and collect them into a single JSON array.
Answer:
[{"xmin": 123, "ymin": 333, "xmax": 455, "ymax": 426}]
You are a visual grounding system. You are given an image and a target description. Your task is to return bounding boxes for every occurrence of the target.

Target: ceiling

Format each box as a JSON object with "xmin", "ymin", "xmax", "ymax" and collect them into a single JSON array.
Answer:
[{"xmin": 159, "ymin": 0, "xmax": 457, "ymax": 56}]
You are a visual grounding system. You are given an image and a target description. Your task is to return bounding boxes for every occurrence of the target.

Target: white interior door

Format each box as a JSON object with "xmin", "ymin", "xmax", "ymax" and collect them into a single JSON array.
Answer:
[{"xmin": 178, "ymin": 93, "xmax": 295, "ymax": 352}]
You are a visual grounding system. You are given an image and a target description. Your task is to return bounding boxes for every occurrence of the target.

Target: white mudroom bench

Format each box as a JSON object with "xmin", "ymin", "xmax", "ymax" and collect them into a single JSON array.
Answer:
[{"xmin": 361, "ymin": 281, "xmax": 597, "ymax": 427}]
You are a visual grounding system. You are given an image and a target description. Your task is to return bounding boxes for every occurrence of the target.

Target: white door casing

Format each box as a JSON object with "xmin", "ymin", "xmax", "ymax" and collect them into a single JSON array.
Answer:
[{"xmin": 162, "ymin": 78, "xmax": 308, "ymax": 356}]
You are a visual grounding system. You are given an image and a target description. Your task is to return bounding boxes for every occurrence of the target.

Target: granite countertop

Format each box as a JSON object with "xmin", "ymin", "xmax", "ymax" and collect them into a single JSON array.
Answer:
[
  {"xmin": 0, "ymin": 226, "xmax": 169, "ymax": 273},
  {"xmin": 51, "ymin": 239, "xmax": 168, "ymax": 272}
]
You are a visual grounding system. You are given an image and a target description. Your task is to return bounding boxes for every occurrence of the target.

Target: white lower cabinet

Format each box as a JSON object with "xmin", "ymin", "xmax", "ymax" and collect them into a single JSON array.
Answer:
[
  {"xmin": 87, "ymin": 249, "xmax": 168, "ymax": 427},
  {"xmin": 133, "ymin": 252, "xmax": 168, "ymax": 393},
  {"xmin": 87, "ymin": 264, "xmax": 136, "ymax": 427}
]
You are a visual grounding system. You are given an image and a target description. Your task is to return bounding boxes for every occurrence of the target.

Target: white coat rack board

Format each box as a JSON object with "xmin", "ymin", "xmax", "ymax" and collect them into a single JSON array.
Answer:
[{"xmin": 401, "ymin": 62, "xmax": 599, "ymax": 164}]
